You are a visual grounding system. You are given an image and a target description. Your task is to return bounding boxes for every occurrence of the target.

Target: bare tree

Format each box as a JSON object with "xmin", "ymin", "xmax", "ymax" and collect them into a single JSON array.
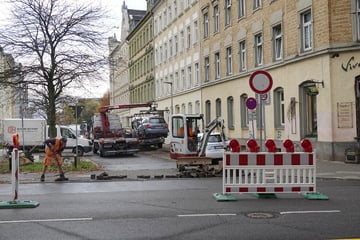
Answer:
[{"xmin": 0, "ymin": 0, "xmax": 107, "ymax": 137}]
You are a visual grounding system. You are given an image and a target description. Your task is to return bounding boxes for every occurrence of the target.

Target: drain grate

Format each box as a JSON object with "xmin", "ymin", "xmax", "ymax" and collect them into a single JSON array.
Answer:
[{"xmin": 245, "ymin": 212, "xmax": 278, "ymax": 219}]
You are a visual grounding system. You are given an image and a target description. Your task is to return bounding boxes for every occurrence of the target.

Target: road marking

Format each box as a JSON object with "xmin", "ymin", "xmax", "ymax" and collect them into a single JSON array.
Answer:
[
  {"xmin": 280, "ymin": 210, "xmax": 341, "ymax": 215},
  {"xmin": 177, "ymin": 213, "xmax": 237, "ymax": 217},
  {"xmin": 0, "ymin": 217, "xmax": 93, "ymax": 224}
]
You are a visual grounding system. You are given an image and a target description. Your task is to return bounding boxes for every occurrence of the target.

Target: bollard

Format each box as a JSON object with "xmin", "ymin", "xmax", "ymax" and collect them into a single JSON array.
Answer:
[
  {"xmin": 229, "ymin": 139, "xmax": 241, "ymax": 152},
  {"xmin": 11, "ymin": 134, "xmax": 19, "ymax": 201},
  {"xmin": 283, "ymin": 139, "xmax": 294, "ymax": 152},
  {"xmin": 301, "ymin": 139, "xmax": 313, "ymax": 152},
  {"xmin": 265, "ymin": 139, "xmax": 277, "ymax": 152},
  {"xmin": 0, "ymin": 133, "xmax": 40, "ymax": 209},
  {"xmin": 247, "ymin": 139, "xmax": 259, "ymax": 152}
]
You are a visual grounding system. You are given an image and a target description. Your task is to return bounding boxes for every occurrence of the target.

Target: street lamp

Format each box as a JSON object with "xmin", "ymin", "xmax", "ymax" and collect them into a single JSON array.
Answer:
[{"xmin": 163, "ymin": 81, "xmax": 173, "ymax": 116}]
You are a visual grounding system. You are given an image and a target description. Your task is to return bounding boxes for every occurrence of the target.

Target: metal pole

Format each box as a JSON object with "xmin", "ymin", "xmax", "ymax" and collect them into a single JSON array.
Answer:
[
  {"xmin": 164, "ymin": 81, "xmax": 173, "ymax": 116},
  {"xmin": 75, "ymin": 102, "xmax": 78, "ymax": 168},
  {"xmin": 170, "ymin": 83, "xmax": 173, "ymax": 116}
]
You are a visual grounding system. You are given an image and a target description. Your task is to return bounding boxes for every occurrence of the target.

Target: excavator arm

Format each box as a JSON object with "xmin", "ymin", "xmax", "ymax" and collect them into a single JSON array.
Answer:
[{"xmin": 198, "ymin": 116, "xmax": 226, "ymax": 157}]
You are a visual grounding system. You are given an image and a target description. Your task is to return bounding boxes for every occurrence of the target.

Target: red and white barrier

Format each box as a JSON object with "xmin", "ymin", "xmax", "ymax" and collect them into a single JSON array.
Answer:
[
  {"xmin": 216, "ymin": 139, "xmax": 328, "ymax": 200},
  {"xmin": 223, "ymin": 151, "xmax": 316, "ymax": 194}
]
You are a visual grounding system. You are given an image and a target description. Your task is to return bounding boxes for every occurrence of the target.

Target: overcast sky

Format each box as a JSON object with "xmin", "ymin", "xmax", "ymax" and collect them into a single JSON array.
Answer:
[{"xmin": 0, "ymin": 0, "xmax": 147, "ymax": 98}]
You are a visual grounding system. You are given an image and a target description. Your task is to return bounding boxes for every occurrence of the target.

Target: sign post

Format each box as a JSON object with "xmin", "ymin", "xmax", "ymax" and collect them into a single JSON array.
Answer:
[{"xmin": 249, "ymin": 70, "xmax": 273, "ymax": 150}]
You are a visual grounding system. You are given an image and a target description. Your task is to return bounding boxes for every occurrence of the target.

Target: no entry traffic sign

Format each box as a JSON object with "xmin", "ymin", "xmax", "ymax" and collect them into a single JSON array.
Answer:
[{"xmin": 249, "ymin": 70, "xmax": 273, "ymax": 94}]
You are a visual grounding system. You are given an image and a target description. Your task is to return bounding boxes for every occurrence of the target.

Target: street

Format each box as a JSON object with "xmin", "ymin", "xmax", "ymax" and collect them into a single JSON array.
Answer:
[{"xmin": 0, "ymin": 149, "xmax": 359, "ymax": 239}]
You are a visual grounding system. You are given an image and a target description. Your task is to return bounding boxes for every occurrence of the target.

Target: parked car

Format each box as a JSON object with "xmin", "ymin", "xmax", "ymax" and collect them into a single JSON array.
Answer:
[
  {"xmin": 136, "ymin": 116, "xmax": 169, "ymax": 138},
  {"xmin": 197, "ymin": 132, "xmax": 229, "ymax": 161}
]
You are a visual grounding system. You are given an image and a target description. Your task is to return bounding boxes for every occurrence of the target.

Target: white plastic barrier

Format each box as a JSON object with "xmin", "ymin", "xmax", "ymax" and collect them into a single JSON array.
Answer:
[{"xmin": 222, "ymin": 151, "xmax": 316, "ymax": 194}]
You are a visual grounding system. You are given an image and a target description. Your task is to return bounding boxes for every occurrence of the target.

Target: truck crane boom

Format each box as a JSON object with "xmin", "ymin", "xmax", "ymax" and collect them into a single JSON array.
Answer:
[{"xmin": 98, "ymin": 103, "xmax": 152, "ymax": 135}]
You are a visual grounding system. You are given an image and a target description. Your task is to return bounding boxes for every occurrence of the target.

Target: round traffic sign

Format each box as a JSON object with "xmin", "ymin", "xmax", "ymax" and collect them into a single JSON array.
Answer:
[
  {"xmin": 249, "ymin": 70, "xmax": 273, "ymax": 94},
  {"xmin": 246, "ymin": 97, "xmax": 257, "ymax": 110}
]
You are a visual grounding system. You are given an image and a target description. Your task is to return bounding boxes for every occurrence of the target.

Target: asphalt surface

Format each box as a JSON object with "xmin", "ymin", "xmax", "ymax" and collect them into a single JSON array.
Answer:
[{"xmin": 1, "ymin": 144, "xmax": 360, "ymax": 184}]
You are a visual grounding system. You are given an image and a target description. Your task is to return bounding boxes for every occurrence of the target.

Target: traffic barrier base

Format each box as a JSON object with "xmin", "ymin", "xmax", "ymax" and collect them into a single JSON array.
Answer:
[
  {"xmin": 213, "ymin": 193, "xmax": 237, "ymax": 201},
  {"xmin": 302, "ymin": 192, "xmax": 329, "ymax": 200},
  {"xmin": 0, "ymin": 134, "xmax": 40, "ymax": 209},
  {"xmin": 0, "ymin": 200, "xmax": 40, "ymax": 209}
]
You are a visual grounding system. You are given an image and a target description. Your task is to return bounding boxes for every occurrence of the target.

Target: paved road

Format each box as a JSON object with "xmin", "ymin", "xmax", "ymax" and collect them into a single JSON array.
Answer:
[
  {"xmin": 0, "ymin": 178, "xmax": 359, "ymax": 240},
  {"xmin": 1, "ymin": 147, "xmax": 360, "ymax": 239}
]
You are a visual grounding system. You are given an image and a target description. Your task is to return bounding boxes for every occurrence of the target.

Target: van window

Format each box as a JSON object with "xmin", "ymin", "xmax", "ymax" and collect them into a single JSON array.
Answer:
[{"xmin": 61, "ymin": 128, "xmax": 76, "ymax": 139}]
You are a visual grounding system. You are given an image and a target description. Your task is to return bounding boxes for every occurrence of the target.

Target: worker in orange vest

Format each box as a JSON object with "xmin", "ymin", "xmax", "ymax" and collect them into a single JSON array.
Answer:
[{"xmin": 40, "ymin": 137, "xmax": 68, "ymax": 182}]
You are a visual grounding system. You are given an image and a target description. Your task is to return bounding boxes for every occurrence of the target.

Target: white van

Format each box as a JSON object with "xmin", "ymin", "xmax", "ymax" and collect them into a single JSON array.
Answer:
[
  {"xmin": 1, "ymin": 119, "xmax": 92, "ymax": 156},
  {"xmin": 47, "ymin": 125, "xmax": 92, "ymax": 156}
]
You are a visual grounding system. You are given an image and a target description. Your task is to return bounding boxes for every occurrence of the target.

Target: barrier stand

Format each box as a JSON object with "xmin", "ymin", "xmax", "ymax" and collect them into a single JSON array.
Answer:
[
  {"xmin": 213, "ymin": 138, "xmax": 329, "ymax": 201},
  {"xmin": 0, "ymin": 134, "xmax": 40, "ymax": 209}
]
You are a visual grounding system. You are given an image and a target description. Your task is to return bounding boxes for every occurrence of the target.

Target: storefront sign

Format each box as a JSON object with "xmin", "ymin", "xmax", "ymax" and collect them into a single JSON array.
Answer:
[
  {"xmin": 341, "ymin": 56, "xmax": 360, "ymax": 72},
  {"xmin": 337, "ymin": 102, "xmax": 353, "ymax": 128}
]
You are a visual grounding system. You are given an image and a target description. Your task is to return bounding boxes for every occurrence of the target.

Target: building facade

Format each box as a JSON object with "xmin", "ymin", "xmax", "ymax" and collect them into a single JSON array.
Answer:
[
  {"xmin": 153, "ymin": 0, "xmax": 202, "ymax": 124},
  {"xmin": 114, "ymin": 0, "xmax": 360, "ymax": 161}
]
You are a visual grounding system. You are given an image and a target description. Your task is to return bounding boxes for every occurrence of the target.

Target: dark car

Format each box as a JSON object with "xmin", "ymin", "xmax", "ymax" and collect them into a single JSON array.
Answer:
[{"xmin": 136, "ymin": 116, "xmax": 169, "ymax": 139}]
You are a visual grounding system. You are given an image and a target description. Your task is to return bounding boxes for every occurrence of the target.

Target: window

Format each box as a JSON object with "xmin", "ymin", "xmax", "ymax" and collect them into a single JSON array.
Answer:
[
  {"xmin": 216, "ymin": 98, "xmax": 221, "ymax": 117},
  {"xmin": 226, "ymin": 46, "xmax": 232, "ymax": 75},
  {"xmin": 274, "ymin": 88, "xmax": 285, "ymax": 128},
  {"xmin": 255, "ymin": 33, "xmax": 263, "ymax": 66},
  {"xmin": 194, "ymin": 62, "xmax": 199, "ymax": 85},
  {"xmin": 174, "ymin": 0, "xmax": 178, "ymax": 16},
  {"xmin": 187, "ymin": 66, "xmax": 192, "ymax": 88},
  {"xmin": 181, "ymin": 68, "xmax": 185, "ymax": 90},
  {"xmin": 172, "ymin": 116, "xmax": 185, "ymax": 138},
  {"xmin": 301, "ymin": 10, "xmax": 312, "ymax": 51},
  {"xmin": 356, "ymin": 0, "xmax": 360, "ymax": 40},
  {"xmin": 168, "ymin": 6, "xmax": 172, "ymax": 22},
  {"xmin": 164, "ymin": 42, "xmax": 168, "ymax": 61},
  {"xmin": 188, "ymin": 102, "xmax": 193, "ymax": 114},
  {"xmin": 193, "ymin": 20, "xmax": 198, "ymax": 44},
  {"xmin": 273, "ymin": 25, "xmax": 282, "ymax": 61},
  {"xmin": 159, "ymin": 46, "xmax": 163, "ymax": 63},
  {"xmin": 195, "ymin": 100, "xmax": 200, "ymax": 114},
  {"xmin": 253, "ymin": 0, "xmax": 261, "ymax": 9},
  {"xmin": 213, "ymin": 5, "xmax": 219, "ymax": 33},
  {"xmin": 225, "ymin": 0, "xmax": 231, "ymax": 26},
  {"xmin": 300, "ymin": 82, "xmax": 317, "ymax": 137},
  {"xmin": 215, "ymin": 52, "xmax": 220, "ymax": 79},
  {"xmin": 239, "ymin": 40, "xmax": 246, "ymax": 71},
  {"xmin": 203, "ymin": 12, "xmax": 209, "ymax": 38},
  {"xmin": 180, "ymin": 30, "xmax": 184, "ymax": 52},
  {"xmin": 174, "ymin": 35, "xmax": 178, "ymax": 55},
  {"xmin": 205, "ymin": 100, "xmax": 211, "ymax": 124},
  {"xmin": 204, "ymin": 56, "xmax": 210, "ymax": 82},
  {"xmin": 240, "ymin": 94, "xmax": 249, "ymax": 128},
  {"xmin": 227, "ymin": 96, "xmax": 234, "ymax": 129},
  {"xmin": 238, "ymin": 0, "xmax": 245, "ymax": 18},
  {"xmin": 186, "ymin": 25, "xmax": 191, "ymax": 49},
  {"xmin": 169, "ymin": 39, "xmax": 173, "ymax": 58}
]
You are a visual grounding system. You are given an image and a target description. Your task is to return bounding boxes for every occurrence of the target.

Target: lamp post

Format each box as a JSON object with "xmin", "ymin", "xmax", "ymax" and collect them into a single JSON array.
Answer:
[{"xmin": 163, "ymin": 81, "xmax": 173, "ymax": 116}]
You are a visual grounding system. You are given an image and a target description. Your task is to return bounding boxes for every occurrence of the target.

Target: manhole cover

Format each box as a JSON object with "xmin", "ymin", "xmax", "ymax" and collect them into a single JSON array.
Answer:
[{"xmin": 245, "ymin": 212, "xmax": 277, "ymax": 219}]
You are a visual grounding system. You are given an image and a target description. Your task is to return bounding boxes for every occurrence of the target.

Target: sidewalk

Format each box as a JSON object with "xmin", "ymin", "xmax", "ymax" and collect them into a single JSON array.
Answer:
[{"xmin": 1, "ymin": 146, "xmax": 360, "ymax": 184}]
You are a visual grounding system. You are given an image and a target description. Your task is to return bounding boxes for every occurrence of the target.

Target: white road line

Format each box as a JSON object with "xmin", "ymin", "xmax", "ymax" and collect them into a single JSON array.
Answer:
[
  {"xmin": 177, "ymin": 213, "xmax": 237, "ymax": 217},
  {"xmin": 0, "ymin": 217, "xmax": 93, "ymax": 224},
  {"xmin": 280, "ymin": 210, "xmax": 341, "ymax": 215}
]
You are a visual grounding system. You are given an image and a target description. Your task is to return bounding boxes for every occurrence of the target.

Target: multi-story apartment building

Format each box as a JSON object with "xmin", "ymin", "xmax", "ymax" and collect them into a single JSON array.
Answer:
[
  {"xmin": 153, "ymin": 0, "xmax": 202, "ymax": 123},
  {"xmin": 126, "ymin": 2, "xmax": 157, "ymax": 121},
  {"xmin": 108, "ymin": 2, "xmax": 146, "ymax": 126},
  {"xmin": 114, "ymin": 0, "xmax": 360, "ymax": 161}
]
